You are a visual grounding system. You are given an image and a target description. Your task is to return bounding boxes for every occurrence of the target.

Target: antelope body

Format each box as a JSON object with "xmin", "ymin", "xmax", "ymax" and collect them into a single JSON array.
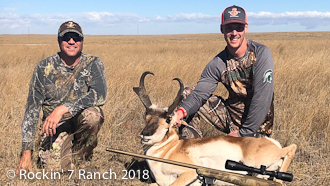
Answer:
[{"xmin": 134, "ymin": 71, "xmax": 297, "ymax": 186}]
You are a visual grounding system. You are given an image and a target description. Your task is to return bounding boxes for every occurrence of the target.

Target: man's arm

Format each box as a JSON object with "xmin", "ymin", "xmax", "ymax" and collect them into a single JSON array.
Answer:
[
  {"xmin": 172, "ymin": 56, "xmax": 225, "ymax": 126},
  {"xmin": 16, "ymin": 150, "xmax": 33, "ymax": 173},
  {"xmin": 18, "ymin": 104, "xmax": 68, "ymax": 173},
  {"xmin": 18, "ymin": 65, "xmax": 45, "ymax": 172},
  {"xmin": 180, "ymin": 57, "xmax": 224, "ymax": 118},
  {"xmin": 41, "ymin": 105, "xmax": 69, "ymax": 136},
  {"xmin": 238, "ymin": 45, "xmax": 274, "ymax": 137},
  {"xmin": 21, "ymin": 65, "xmax": 45, "ymax": 151},
  {"xmin": 171, "ymin": 107, "xmax": 186, "ymax": 127}
]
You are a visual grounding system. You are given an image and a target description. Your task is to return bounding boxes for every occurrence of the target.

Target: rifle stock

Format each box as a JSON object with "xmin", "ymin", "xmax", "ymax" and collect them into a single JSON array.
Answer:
[{"xmin": 106, "ymin": 148, "xmax": 281, "ymax": 186}]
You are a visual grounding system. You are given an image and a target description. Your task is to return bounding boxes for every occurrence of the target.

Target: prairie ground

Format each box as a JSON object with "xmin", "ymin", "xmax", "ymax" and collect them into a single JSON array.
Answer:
[{"xmin": 0, "ymin": 32, "xmax": 329, "ymax": 185}]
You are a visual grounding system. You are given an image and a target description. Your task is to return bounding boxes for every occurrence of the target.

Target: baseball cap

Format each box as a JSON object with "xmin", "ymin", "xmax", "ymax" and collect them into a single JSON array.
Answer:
[
  {"xmin": 221, "ymin": 5, "xmax": 247, "ymax": 25},
  {"xmin": 58, "ymin": 21, "xmax": 83, "ymax": 37}
]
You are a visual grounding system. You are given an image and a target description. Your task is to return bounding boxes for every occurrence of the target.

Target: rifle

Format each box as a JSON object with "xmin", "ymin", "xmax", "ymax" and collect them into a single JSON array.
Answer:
[{"xmin": 106, "ymin": 148, "xmax": 288, "ymax": 186}]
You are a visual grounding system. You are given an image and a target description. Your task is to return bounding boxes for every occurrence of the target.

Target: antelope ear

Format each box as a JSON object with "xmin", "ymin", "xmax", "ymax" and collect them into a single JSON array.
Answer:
[{"xmin": 181, "ymin": 120, "xmax": 189, "ymax": 126}]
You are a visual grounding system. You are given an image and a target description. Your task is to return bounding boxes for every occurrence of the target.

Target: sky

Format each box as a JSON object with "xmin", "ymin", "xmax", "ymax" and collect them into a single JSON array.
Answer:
[{"xmin": 1, "ymin": 0, "xmax": 330, "ymax": 35}]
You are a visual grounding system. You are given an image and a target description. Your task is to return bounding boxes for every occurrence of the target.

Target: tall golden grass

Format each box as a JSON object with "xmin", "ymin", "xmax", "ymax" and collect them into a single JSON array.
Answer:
[{"xmin": 0, "ymin": 32, "xmax": 329, "ymax": 185}]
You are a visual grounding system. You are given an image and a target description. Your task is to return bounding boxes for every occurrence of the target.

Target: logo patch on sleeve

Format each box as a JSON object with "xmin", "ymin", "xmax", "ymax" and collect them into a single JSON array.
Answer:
[{"xmin": 263, "ymin": 69, "xmax": 273, "ymax": 83}]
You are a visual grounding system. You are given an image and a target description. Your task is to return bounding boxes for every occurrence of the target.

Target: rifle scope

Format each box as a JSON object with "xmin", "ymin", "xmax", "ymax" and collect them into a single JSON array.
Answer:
[{"xmin": 225, "ymin": 160, "xmax": 293, "ymax": 182}]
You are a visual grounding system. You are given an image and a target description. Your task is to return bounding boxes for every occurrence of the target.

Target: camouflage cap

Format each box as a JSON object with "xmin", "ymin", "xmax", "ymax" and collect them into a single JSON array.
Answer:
[{"xmin": 58, "ymin": 21, "xmax": 83, "ymax": 37}]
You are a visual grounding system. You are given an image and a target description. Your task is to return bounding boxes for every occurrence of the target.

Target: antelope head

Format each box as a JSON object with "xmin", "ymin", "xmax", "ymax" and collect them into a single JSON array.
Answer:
[{"xmin": 133, "ymin": 71, "xmax": 184, "ymax": 145}]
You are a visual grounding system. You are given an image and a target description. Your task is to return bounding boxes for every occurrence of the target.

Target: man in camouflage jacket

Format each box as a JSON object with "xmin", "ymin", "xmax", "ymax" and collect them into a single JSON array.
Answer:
[
  {"xmin": 172, "ymin": 5, "xmax": 274, "ymax": 138},
  {"xmin": 16, "ymin": 21, "xmax": 107, "ymax": 172}
]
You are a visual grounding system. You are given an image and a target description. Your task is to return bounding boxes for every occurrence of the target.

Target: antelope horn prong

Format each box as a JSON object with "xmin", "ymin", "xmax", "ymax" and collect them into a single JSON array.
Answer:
[
  {"xmin": 133, "ymin": 71, "xmax": 154, "ymax": 108},
  {"xmin": 167, "ymin": 78, "xmax": 184, "ymax": 115}
]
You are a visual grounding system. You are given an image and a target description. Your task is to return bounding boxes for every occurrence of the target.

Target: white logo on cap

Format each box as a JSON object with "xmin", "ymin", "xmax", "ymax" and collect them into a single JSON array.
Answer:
[
  {"xmin": 228, "ymin": 8, "xmax": 240, "ymax": 18},
  {"xmin": 65, "ymin": 21, "xmax": 76, "ymax": 28}
]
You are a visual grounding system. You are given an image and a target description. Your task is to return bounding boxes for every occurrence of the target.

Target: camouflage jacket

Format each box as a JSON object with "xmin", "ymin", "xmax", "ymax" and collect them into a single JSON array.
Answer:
[{"xmin": 21, "ymin": 52, "xmax": 107, "ymax": 151}]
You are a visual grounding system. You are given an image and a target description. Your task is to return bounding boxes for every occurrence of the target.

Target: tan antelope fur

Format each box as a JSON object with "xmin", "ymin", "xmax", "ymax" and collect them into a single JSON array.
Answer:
[{"xmin": 134, "ymin": 71, "xmax": 297, "ymax": 186}]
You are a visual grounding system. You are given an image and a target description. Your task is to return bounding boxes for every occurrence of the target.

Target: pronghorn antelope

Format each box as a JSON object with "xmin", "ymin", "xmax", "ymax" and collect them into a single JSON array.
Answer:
[{"xmin": 134, "ymin": 71, "xmax": 297, "ymax": 186}]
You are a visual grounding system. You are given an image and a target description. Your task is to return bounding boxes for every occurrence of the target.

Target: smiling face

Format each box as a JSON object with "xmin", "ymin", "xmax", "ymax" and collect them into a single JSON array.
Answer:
[
  {"xmin": 59, "ymin": 32, "xmax": 83, "ymax": 59},
  {"xmin": 221, "ymin": 23, "xmax": 248, "ymax": 58}
]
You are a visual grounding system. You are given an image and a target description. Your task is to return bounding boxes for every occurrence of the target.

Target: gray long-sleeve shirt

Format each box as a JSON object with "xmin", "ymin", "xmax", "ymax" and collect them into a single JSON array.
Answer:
[
  {"xmin": 181, "ymin": 40, "xmax": 274, "ymax": 137},
  {"xmin": 21, "ymin": 52, "xmax": 107, "ymax": 151}
]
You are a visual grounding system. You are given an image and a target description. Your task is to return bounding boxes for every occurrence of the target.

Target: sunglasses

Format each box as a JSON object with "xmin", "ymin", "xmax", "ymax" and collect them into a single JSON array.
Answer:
[
  {"xmin": 60, "ymin": 35, "xmax": 83, "ymax": 42},
  {"xmin": 224, "ymin": 24, "xmax": 246, "ymax": 33}
]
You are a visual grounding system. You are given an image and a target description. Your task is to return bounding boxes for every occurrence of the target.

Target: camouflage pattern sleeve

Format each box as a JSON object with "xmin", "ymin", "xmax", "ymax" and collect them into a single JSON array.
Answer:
[
  {"xmin": 63, "ymin": 57, "xmax": 107, "ymax": 117},
  {"xmin": 22, "ymin": 65, "xmax": 45, "ymax": 151}
]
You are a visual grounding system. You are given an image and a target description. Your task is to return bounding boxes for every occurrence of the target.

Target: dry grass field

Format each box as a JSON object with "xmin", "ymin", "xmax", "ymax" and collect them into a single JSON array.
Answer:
[{"xmin": 0, "ymin": 32, "xmax": 329, "ymax": 186}]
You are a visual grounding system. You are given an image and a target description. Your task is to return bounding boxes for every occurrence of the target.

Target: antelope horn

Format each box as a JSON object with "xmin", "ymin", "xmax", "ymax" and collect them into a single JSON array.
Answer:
[
  {"xmin": 133, "ymin": 71, "xmax": 154, "ymax": 109},
  {"xmin": 167, "ymin": 78, "xmax": 184, "ymax": 115}
]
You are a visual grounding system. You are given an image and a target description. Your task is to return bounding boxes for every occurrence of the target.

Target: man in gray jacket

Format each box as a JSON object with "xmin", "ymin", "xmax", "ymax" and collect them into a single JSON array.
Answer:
[
  {"xmin": 16, "ymin": 21, "xmax": 107, "ymax": 172},
  {"xmin": 172, "ymin": 5, "xmax": 274, "ymax": 138}
]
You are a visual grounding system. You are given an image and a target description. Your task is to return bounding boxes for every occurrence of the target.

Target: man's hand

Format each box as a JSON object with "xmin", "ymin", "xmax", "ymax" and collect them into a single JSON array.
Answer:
[
  {"xmin": 16, "ymin": 150, "xmax": 32, "ymax": 174},
  {"xmin": 228, "ymin": 130, "xmax": 239, "ymax": 137},
  {"xmin": 42, "ymin": 105, "xmax": 69, "ymax": 136},
  {"xmin": 171, "ymin": 107, "xmax": 186, "ymax": 128}
]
